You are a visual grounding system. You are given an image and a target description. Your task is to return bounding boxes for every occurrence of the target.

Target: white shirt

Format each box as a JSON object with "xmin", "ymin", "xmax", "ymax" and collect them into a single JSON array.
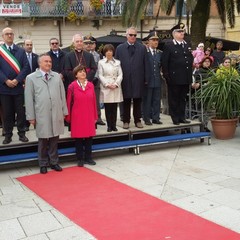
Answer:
[{"xmin": 149, "ymin": 47, "xmax": 157, "ymax": 55}]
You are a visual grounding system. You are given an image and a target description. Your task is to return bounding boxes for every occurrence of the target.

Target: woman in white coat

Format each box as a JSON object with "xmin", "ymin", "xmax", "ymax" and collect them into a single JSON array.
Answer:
[{"xmin": 98, "ymin": 44, "xmax": 123, "ymax": 132}]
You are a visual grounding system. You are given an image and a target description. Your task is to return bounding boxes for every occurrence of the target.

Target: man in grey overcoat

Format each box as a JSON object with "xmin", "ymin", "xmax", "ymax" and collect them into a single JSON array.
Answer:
[
  {"xmin": 25, "ymin": 53, "xmax": 68, "ymax": 174},
  {"xmin": 115, "ymin": 27, "xmax": 149, "ymax": 129}
]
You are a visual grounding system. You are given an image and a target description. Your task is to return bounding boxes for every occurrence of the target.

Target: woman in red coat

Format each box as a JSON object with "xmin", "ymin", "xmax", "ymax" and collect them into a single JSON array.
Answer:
[{"xmin": 65, "ymin": 65, "xmax": 98, "ymax": 167}]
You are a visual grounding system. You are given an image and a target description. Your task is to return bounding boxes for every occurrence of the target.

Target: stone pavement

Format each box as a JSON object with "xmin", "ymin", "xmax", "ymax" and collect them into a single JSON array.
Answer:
[{"xmin": 0, "ymin": 126, "xmax": 240, "ymax": 239}]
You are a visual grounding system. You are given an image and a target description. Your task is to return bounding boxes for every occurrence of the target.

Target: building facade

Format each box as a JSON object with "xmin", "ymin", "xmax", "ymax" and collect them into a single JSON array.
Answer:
[{"xmin": 0, "ymin": 0, "xmax": 229, "ymax": 54}]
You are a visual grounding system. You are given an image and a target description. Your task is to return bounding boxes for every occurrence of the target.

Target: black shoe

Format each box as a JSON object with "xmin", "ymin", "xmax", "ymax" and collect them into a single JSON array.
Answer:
[
  {"xmin": 19, "ymin": 136, "xmax": 29, "ymax": 142},
  {"xmin": 173, "ymin": 121, "xmax": 180, "ymax": 125},
  {"xmin": 112, "ymin": 127, "xmax": 118, "ymax": 131},
  {"xmin": 107, "ymin": 127, "xmax": 112, "ymax": 132},
  {"xmin": 77, "ymin": 160, "xmax": 84, "ymax": 167},
  {"xmin": 179, "ymin": 119, "xmax": 191, "ymax": 124},
  {"xmin": 3, "ymin": 137, "xmax": 12, "ymax": 144},
  {"xmin": 50, "ymin": 164, "xmax": 62, "ymax": 171},
  {"xmin": 145, "ymin": 121, "xmax": 152, "ymax": 125},
  {"xmin": 97, "ymin": 120, "xmax": 106, "ymax": 126},
  {"xmin": 40, "ymin": 166, "xmax": 48, "ymax": 174},
  {"xmin": 152, "ymin": 120, "xmax": 163, "ymax": 124},
  {"xmin": 84, "ymin": 159, "xmax": 96, "ymax": 165}
]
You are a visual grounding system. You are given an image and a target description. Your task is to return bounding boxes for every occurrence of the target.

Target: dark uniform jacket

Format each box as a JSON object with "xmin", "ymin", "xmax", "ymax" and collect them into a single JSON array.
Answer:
[
  {"xmin": 0, "ymin": 44, "xmax": 31, "ymax": 95},
  {"xmin": 115, "ymin": 41, "xmax": 148, "ymax": 98},
  {"xmin": 162, "ymin": 39, "xmax": 193, "ymax": 85},
  {"xmin": 146, "ymin": 48, "xmax": 162, "ymax": 88}
]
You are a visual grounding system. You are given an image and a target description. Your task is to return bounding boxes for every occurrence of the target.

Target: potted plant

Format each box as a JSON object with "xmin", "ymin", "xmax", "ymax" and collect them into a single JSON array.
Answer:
[{"xmin": 194, "ymin": 68, "xmax": 240, "ymax": 139}]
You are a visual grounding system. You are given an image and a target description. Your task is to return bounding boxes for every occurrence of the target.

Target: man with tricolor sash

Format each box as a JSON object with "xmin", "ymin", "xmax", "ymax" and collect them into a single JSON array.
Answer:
[{"xmin": 0, "ymin": 27, "xmax": 31, "ymax": 144}]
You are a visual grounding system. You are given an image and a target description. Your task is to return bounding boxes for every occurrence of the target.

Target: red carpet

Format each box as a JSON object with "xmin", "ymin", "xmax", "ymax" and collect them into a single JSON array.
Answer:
[{"xmin": 18, "ymin": 167, "xmax": 240, "ymax": 240}]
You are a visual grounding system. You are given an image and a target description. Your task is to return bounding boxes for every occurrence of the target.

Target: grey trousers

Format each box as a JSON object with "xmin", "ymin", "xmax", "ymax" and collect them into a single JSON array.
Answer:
[{"xmin": 38, "ymin": 136, "xmax": 59, "ymax": 167}]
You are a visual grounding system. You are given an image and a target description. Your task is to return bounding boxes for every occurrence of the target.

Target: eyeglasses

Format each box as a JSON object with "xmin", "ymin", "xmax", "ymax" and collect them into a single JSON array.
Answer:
[
  {"xmin": 51, "ymin": 42, "xmax": 59, "ymax": 45},
  {"xmin": 128, "ymin": 34, "xmax": 137, "ymax": 37},
  {"xmin": 4, "ymin": 33, "xmax": 13, "ymax": 36}
]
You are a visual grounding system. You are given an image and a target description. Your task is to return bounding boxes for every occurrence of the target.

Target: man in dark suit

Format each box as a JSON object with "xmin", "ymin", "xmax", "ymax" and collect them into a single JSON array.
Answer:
[
  {"xmin": 47, "ymin": 37, "xmax": 67, "ymax": 90},
  {"xmin": 23, "ymin": 39, "xmax": 39, "ymax": 131},
  {"xmin": 0, "ymin": 27, "xmax": 31, "ymax": 144},
  {"xmin": 23, "ymin": 39, "xmax": 39, "ymax": 73},
  {"xmin": 115, "ymin": 27, "xmax": 148, "ymax": 129},
  {"xmin": 162, "ymin": 23, "xmax": 193, "ymax": 125},
  {"xmin": 142, "ymin": 31, "xmax": 163, "ymax": 125},
  {"xmin": 64, "ymin": 33, "xmax": 97, "ymax": 90}
]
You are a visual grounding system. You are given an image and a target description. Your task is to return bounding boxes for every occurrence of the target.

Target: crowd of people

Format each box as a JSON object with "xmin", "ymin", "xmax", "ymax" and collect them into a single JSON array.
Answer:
[
  {"xmin": 0, "ymin": 24, "xmax": 239, "ymax": 173},
  {"xmin": 191, "ymin": 40, "xmax": 240, "ymax": 131}
]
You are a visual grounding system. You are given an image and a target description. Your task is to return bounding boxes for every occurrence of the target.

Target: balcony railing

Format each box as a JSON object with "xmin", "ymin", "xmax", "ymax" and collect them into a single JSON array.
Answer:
[{"xmin": 0, "ymin": 0, "xmax": 153, "ymax": 18}]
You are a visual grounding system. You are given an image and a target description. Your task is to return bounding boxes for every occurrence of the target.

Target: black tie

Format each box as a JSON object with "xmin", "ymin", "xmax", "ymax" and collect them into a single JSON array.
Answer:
[
  {"xmin": 8, "ymin": 47, "xmax": 13, "ymax": 54},
  {"xmin": 45, "ymin": 73, "xmax": 48, "ymax": 81},
  {"xmin": 153, "ymin": 49, "xmax": 156, "ymax": 56},
  {"xmin": 181, "ymin": 43, "xmax": 184, "ymax": 48}
]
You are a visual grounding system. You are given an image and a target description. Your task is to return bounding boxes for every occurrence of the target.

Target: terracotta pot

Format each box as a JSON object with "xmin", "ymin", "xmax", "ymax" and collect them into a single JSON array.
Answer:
[{"xmin": 211, "ymin": 118, "xmax": 238, "ymax": 140}]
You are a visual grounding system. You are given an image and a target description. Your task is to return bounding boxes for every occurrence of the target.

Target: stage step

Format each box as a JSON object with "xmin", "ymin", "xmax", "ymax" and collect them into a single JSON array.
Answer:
[{"xmin": 0, "ymin": 132, "xmax": 211, "ymax": 164}]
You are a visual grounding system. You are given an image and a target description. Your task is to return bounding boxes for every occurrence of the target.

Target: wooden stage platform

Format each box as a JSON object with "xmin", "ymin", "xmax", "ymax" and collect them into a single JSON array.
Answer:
[{"xmin": 0, "ymin": 114, "xmax": 205, "ymax": 161}]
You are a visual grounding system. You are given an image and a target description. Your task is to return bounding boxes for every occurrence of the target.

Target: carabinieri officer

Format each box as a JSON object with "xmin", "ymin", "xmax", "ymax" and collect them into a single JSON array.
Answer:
[{"xmin": 162, "ymin": 23, "xmax": 193, "ymax": 125}]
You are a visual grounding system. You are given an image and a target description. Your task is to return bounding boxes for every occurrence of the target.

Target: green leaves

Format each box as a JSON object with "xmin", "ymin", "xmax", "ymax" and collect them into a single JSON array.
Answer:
[
  {"xmin": 194, "ymin": 70, "xmax": 240, "ymax": 119},
  {"xmin": 120, "ymin": 0, "xmax": 151, "ymax": 27}
]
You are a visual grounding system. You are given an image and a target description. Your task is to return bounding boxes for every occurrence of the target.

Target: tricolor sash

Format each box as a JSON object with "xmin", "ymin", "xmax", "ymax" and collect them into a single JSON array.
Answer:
[{"xmin": 0, "ymin": 45, "xmax": 21, "ymax": 74}]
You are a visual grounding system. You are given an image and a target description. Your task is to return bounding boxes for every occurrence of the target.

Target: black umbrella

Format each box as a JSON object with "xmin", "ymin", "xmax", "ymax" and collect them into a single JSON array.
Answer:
[
  {"xmin": 205, "ymin": 37, "xmax": 240, "ymax": 51},
  {"xmin": 96, "ymin": 34, "xmax": 142, "ymax": 49},
  {"xmin": 62, "ymin": 35, "xmax": 141, "ymax": 53}
]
